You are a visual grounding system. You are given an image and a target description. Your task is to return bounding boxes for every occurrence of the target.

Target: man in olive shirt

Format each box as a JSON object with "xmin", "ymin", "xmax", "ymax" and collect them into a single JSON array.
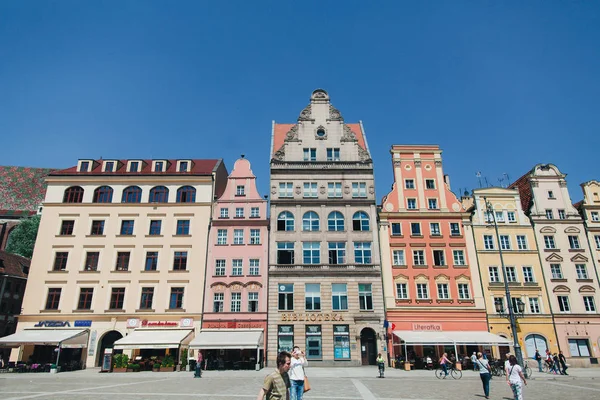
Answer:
[{"xmin": 256, "ymin": 351, "xmax": 291, "ymax": 400}]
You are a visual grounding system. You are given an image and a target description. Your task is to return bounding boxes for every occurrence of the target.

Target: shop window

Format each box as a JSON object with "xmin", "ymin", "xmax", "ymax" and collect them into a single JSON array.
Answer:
[
  {"xmin": 333, "ymin": 325, "xmax": 351, "ymax": 360},
  {"xmin": 568, "ymin": 339, "xmax": 591, "ymax": 357},
  {"xmin": 306, "ymin": 325, "xmax": 322, "ymax": 360},
  {"xmin": 278, "ymin": 325, "xmax": 294, "ymax": 353}
]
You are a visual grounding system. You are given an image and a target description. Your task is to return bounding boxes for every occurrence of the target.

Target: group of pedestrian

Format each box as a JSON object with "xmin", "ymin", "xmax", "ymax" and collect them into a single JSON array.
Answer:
[
  {"xmin": 474, "ymin": 352, "xmax": 526, "ymax": 400},
  {"xmin": 535, "ymin": 349, "xmax": 568, "ymax": 375},
  {"xmin": 257, "ymin": 346, "xmax": 308, "ymax": 400}
]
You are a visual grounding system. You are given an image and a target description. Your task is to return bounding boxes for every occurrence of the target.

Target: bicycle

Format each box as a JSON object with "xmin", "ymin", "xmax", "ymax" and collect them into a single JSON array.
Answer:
[{"xmin": 435, "ymin": 364, "xmax": 462, "ymax": 380}]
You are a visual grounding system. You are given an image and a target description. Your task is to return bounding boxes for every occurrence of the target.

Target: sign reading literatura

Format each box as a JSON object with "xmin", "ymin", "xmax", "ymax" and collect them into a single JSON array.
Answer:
[
  {"xmin": 280, "ymin": 313, "xmax": 345, "ymax": 322},
  {"xmin": 412, "ymin": 323, "xmax": 442, "ymax": 331}
]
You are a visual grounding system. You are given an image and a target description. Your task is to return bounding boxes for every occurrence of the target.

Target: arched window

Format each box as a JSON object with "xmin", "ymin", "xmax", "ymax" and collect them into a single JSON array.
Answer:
[
  {"xmin": 352, "ymin": 211, "xmax": 370, "ymax": 231},
  {"xmin": 176, "ymin": 186, "xmax": 196, "ymax": 203},
  {"xmin": 63, "ymin": 186, "xmax": 84, "ymax": 203},
  {"xmin": 93, "ymin": 186, "xmax": 113, "ymax": 203},
  {"xmin": 277, "ymin": 211, "xmax": 295, "ymax": 231},
  {"xmin": 149, "ymin": 186, "xmax": 169, "ymax": 203},
  {"xmin": 121, "ymin": 186, "xmax": 142, "ymax": 203},
  {"xmin": 302, "ymin": 211, "xmax": 320, "ymax": 232},
  {"xmin": 328, "ymin": 211, "xmax": 345, "ymax": 231}
]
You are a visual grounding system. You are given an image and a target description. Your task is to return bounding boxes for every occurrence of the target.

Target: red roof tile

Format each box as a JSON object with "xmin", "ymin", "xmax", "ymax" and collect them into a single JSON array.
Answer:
[
  {"xmin": 508, "ymin": 171, "xmax": 533, "ymax": 214},
  {"xmin": 0, "ymin": 250, "xmax": 30, "ymax": 278},
  {"xmin": 0, "ymin": 166, "xmax": 56, "ymax": 215},
  {"xmin": 51, "ymin": 159, "xmax": 222, "ymax": 176},
  {"xmin": 272, "ymin": 123, "xmax": 366, "ymax": 157}
]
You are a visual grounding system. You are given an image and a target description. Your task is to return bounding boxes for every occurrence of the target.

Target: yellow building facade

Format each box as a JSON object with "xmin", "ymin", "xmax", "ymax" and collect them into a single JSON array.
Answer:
[{"xmin": 469, "ymin": 188, "xmax": 558, "ymax": 360}]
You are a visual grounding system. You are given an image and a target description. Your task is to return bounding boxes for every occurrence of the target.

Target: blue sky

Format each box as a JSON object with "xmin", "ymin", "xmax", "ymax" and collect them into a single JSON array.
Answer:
[{"xmin": 1, "ymin": 1, "xmax": 599, "ymax": 202}]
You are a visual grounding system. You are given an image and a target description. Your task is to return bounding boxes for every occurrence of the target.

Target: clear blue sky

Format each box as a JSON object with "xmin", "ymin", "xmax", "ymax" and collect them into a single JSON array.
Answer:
[{"xmin": 1, "ymin": 1, "xmax": 599, "ymax": 202}]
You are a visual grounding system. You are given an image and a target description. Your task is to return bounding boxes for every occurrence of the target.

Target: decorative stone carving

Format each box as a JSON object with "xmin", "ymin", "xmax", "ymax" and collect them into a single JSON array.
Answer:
[
  {"xmin": 531, "ymin": 181, "xmax": 539, "ymax": 188},
  {"xmin": 559, "ymin": 180, "xmax": 568, "ymax": 188},
  {"xmin": 295, "ymin": 186, "xmax": 302, "ymax": 195},
  {"xmin": 271, "ymin": 186, "xmax": 277, "ymax": 195},
  {"xmin": 312, "ymin": 90, "xmax": 328, "ymax": 99},
  {"xmin": 385, "ymin": 203, "xmax": 394, "ymax": 212},
  {"xmin": 393, "ymin": 160, "xmax": 401, "ymax": 167},
  {"xmin": 368, "ymin": 185, "xmax": 375, "ymax": 195},
  {"xmin": 315, "ymin": 125, "xmax": 327, "ymax": 140},
  {"xmin": 341, "ymin": 125, "xmax": 358, "ymax": 142},
  {"xmin": 329, "ymin": 104, "xmax": 343, "ymax": 121},
  {"xmin": 344, "ymin": 185, "xmax": 351, "ymax": 195},
  {"xmin": 319, "ymin": 185, "xmax": 326, "ymax": 194},
  {"xmin": 414, "ymin": 160, "xmax": 422, "ymax": 167},
  {"xmin": 435, "ymin": 160, "xmax": 442, "ymax": 167},
  {"xmin": 358, "ymin": 146, "xmax": 372, "ymax": 162},
  {"xmin": 298, "ymin": 104, "xmax": 313, "ymax": 121},
  {"xmin": 285, "ymin": 125, "xmax": 299, "ymax": 141},
  {"xmin": 273, "ymin": 146, "xmax": 285, "ymax": 161}
]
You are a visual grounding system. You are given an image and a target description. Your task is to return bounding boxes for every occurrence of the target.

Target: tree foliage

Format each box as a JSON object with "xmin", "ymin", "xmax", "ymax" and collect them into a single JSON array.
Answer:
[{"xmin": 6, "ymin": 215, "xmax": 41, "ymax": 259}]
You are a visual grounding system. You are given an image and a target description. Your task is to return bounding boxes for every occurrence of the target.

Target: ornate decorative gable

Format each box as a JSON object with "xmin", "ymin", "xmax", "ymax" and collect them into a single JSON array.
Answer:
[
  {"xmin": 540, "ymin": 226, "xmax": 556, "ymax": 234},
  {"xmin": 545, "ymin": 253, "xmax": 563, "ymax": 262},
  {"xmin": 570, "ymin": 253, "xmax": 589, "ymax": 263},
  {"xmin": 394, "ymin": 274, "xmax": 409, "ymax": 282},
  {"xmin": 579, "ymin": 285, "xmax": 596, "ymax": 293},
  {"xmin": 298, "ymin": 104, "xmax": 313, "ymax": 121},
  {"xmin": 341, "ymin": 125, "xmax": 358, "ymax": 142},
  {"xmin": 434, "ymin": 274, "xmax": 450, "ymax": 282},
  {"xmin": 553, "ymin": 285, "xmax": 570, "ymax": 293},
  {"xmin": 329, "ymin": 104, "xmax": 343, "ymax": 121},
  {"xmin": 273, "ymin": 146, "xmax": 285, "ymax": 161},
  {"xmin": 564, "ymin": 226, "xmax": 581, "ymax": 234},
  {"xmin": 285, "ymin": 125, "xmax": 299, "ymax": 142}
]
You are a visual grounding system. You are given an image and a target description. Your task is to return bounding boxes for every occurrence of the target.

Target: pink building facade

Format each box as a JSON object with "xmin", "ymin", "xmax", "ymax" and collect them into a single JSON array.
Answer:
[{"xmin": 199, "ymin": 157, "xmax": 268, "ymax": 369}]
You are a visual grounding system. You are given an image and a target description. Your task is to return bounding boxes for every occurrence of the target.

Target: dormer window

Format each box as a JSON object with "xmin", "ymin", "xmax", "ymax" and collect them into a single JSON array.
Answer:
[
  {"xmin": 152, "ymin": 160, "xmax": 169, "ymax": 172},
  {"xmin": 177, "ymin": 160, "xmax": 191, "ymax": 172},
  {"xmin": 128, "ymin": 161, "xmax": 141, "ymax": 172},
  {"xmin": 155, "ymin": 162, "xmax": 164, "ymax": 172},
  {"xmin": 78, "ymin": 160, "xmax": 93, "ymax": 172},
  {"xmin": 102, "ymin": 160, "xmax": 118, "ymax": 172}
]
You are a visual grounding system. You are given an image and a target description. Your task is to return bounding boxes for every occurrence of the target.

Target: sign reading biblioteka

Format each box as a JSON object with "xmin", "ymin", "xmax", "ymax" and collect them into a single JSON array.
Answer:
[
  {"xmin": 280, "ymin": 313, "xmax": 344, "ymax": 322},
  {"xmin": 412, "ymin": 323, "xmax": 443, "ymax": 331}
]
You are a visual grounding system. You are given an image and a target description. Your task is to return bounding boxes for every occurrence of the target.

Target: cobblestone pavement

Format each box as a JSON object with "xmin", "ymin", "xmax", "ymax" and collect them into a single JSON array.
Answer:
[{"xmin": 1, "ymin": 367, "xmax": 599, "ymax": 400}]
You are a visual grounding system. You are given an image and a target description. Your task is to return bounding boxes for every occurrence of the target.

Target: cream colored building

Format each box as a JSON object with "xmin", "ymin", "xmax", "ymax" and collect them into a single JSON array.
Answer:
[{"xmin": 2, "ymin": 158, "xmax": 227, "ymax": 369}]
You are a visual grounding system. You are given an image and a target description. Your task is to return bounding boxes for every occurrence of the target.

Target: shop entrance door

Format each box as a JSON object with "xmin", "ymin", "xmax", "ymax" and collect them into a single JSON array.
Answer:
[
  {"xmin": 96, "ymin": 330, "xmax": 123, "ymax": 367},
  {"xmin": 360, "ymin": 328, "xmax": 377, "ymax": 365}
]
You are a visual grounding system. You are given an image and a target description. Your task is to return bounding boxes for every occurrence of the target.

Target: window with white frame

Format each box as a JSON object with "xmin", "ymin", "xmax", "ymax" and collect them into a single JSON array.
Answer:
[
  {"xmin": 332, "ymin": 283, "xmax": 348, "ymax": 310},
  {"xmin": 328, "ymin": 182, "xmax": 342, "ymax": 198},
  {"xmin": 453, "ymin": 250, "xmax": 465, "ymax": 266},
  {"xmin": 484, "ymin": 235, "xmax": 495, "ymax": 250},
  {"xmin": 328, "ymin": 211, "xmax": 345, "ymax": 232},
  {"xmin": 416, "ymin": 283, "xmax": 429, "ymax": 299},
  {"xmin": 557, "ymin": 295, "xmax": 570, "ymax": 312},
  {"xmin": 545, "ymin": 209, "xmax": 554, "ymax": 219},
  {"xmin": 529, "ymin": 297, "xmax": 541, "ymax": 313},
  {"xmin": 407, "ymin": 198, "xmax": 417, "ymax": 209},
  {"xmin": 278, "ymin": 284, "xmax": 294, "ymax": 310},
  {"xmin": 277, "ymin": 211, "xmax": 295, "ymax": 231},
  {"xmin": 507, "ymin": 211, "xmax": 516, "ymax": 222},
  {"xmin": 279, "ymin": 182, "xmax": 294, "ymax": 197},
  {"xmin": 235, "ymin": 207, "xmax": 244, "ymax": 218},
  {"xmin": 248, "ymin": 292, "xmax": 259, "ymax": 312},
  {"xmin": 522, "ymin": 266, "xmax": 534, "ymax": 283},
  {"xmin": 595, "ymin": 235, "xmax": 600, "ymax": 249},
  {"xmin": 544, "ymin": 235, "xmax": 556, "ymax": 249},
  {"xmin": 303, "ymin": 242, "xmax": 320, "ymax": 264},
  {"xmin": 354, "ymin": 242, "xmax": 372, "ymax": 264},
  {"xmin": 576, "ymin": 264, "xmax": 588, "ymax": 279},
  {"xmin": 236, "ymin": 185, "xmax": 245, "ymax": 196},
  {"xmin": 425, "ymin": 179, "xmax": 435, "ymax": 189},
  {"xmin": 303, "ymin": 211, "xmax": 320, "ymax": 231},
  {"xmin": 249, "ymin": 259, "xmax": 260, "ymax": 275},
  {"xmin": 220, "ymin": 208, "xmax": 229, "ymax": 218},
  {"xmin": 495, "ymin": 211, "xmax": 505, "ymax": 222},
  {"xmin": 583, "ymin": 296, "xmax": 596, "ymax": 312},
  {"xmin": 558, "ymin": 209, "xmax": 566, "ymax": 220},
  {"xmin": 499, "ymin": 235, "xmax": 511, "ymax": 250},
  {"xmin": 450, "ymin": 222, "xmax": 461, "ymax": 236},
  {"xmin": 328, "ymin": 242, "xmax": 346, "ymax": 265},
  {"xmin": 391, "ymin": 223, "xmax": 402, "ymax": 236},
  {"xmin": 232, "ymin": 259, "xmax": 243, "ymax": 276},
  {"xmin": 396, "ymin": 283, "xmax": 408, "ymax": 299},
  {"xmin": 489, "ymin": 266, "xmax": 500, "ymax": 282},
  {"xmin": 516, "ymin": 235, "xmax": 528, "ymax": 250},
  {"xmin": 358, "ymin": 284, "xmax": 373, "ymax": 310},
  {"xmin": 437, "ymin": 283, "xmax": 449, "ymax": 299},
  {"xmin": 413, "ymin": 250, "xmax": 425, "ymax": 265},
  {"xmin": 405, "ymin": 179, "xmax": 415, "ymax": 189},
  {"xmin": 305, "ymin": 283, "xmax": 321, "ymax": 311},
  {"xmin": 250, "ymin": 229, "xmax": 261, "ymax": 244},
  {"xmin": 550, "ymin": 264, "xmax": 563, "ymax": 279},
  {"xmin": 251, "ymin": 207, "xmax": 260, "ymax": 218},
  {"xmin": 213, "ymin": 293, "xmax": 224, "ymax": 312},
  {"xmin": 392, "ymin": 250, "xmax": 405, "ymax": 266},
  {"xmin": 458, "ymin": 283, "xmax": 470, "ymax": 299},
  {"xmin": 326, "ymin": 148, "xmax": 340, "ymax": 161},
  {"xmin": 303, "ymin": 148, "xmax": 316, "ymax": 161},
  {"xmin": 411, "ymin": 222, "xmax": 421, "ymax": 236},
  {"xmin": 303, "ymin": 182, "xmax": 318, "ymax": 198},
  {"xmin": 506, "ymin": 266, "xmax": 517, "ymax": 282},
  {"xmin": 430, "ymin": 222, "xmax": 441, "ymax": 236},
  {"xmin": 233, "ymin": 229, "xmax": 244, "ymax": 244},
  {"xmin": 352, "ymin": 182, "xmax": 367, "ymax": 198},
  {"xmin": 494, "ymin": 297, "xmax": 505, "ymax": 313},
  {"xmin": 568, "ymin": 235, "xmax": 581, "ymax": 249},
  {"xmin": 217, "ymin": 229, "xmax": 227, "ymax": 245},
  {"xmin": 592, "ymin": 212, "xmax": 600, "ymax": 221},
  {"xmin": 277, "ymin": 242, "xmax": 295, "ymax": 265},
  {"xmin": 428, "ymin": 199, "xmax": 438, "ymax": 209},
  {"xmin": 215, "ymin": 259, "xmax": 225, "ymax": 276},
  {"xmin": 231, "ymin": 292, "xmax": 241, "ymax": 312},
  {"xmin": 433, "ymin": 250, "xmax": 445, "ymax": 266}
]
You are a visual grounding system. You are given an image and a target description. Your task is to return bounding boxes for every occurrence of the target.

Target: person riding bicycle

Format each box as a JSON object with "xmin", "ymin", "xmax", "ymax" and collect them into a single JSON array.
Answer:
[
  {"xmin": 376, "ymin": 353, "xmax": 385, "ymax": 377},
  {"xmin": 439, "ymin": 353, "xmax": 450, "ymax": 378}
]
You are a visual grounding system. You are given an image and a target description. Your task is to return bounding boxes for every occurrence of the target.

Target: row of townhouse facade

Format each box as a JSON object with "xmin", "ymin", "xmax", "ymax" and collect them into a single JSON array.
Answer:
[{"xmin": 3, "ymin": 89, "xmax": 600, "ymax": 370}]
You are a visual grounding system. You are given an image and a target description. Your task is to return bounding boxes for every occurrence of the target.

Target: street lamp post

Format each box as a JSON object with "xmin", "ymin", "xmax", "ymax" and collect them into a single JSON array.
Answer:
[{"xmin": 483, "ymin": 197, "xmax": 526, "ymax": 371}]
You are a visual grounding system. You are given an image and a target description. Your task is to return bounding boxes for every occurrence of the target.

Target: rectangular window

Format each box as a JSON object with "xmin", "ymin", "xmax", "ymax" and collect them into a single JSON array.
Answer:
[
  {"xmin": 250, "ymin": 207, "xmax": 260, "ymax": 218},
  {"xmin": 250, "ymin": 229, "xmax": 261, "ymax": 244},
  {"xmin": 583, "ymin": 296, "xmax": 596, "ymax": 312},
  {"xmin": 230, "ymin": 292, "xmax": 241, "ymax": 312},
  {"xmin": 145, "ymin": 251, "xmax": 158, "ymax": 271},
  {"xmin": 77, "ymin": 288, "xmax": 93, "ymax": 310},
  {"xmin": 53, "ymin": 252, "xmax": 68, "ymax": 271},
  {"xmin": 405, "ymin": 179, "xmax": 415, "ymax": 189},
  {"xmin": 140, "ymin": 287, "xmax": 154, "ymax": 309},
  {"xmin": 546, "ymin": 209, "xmax": 554, "ymax": 219},
  {"xmin": 327, "ymin": 182, "xmax": 342, "ymax": 198},
  {"xmin": 278, "ymin": 325, "xmax": 294, "ymax": 353},
  {"xmin": 428, "ymin": 199, "xmax": 438, "ymax": 209},
  {"xmin": 60, "ymin": 220, "xmax": 74, "ymax": 235},
  {"xmin": 495, "ymin": 211, "xmax": 505, "ymax": 223},
  {"xmin": 236, "ymin": 185, "xmax": 245, "ymax": 196},
  {"xmin": 178, "ymin": 161, "xmax": 188, "ymax": 172},
  {"xmin": 359, "ymin": 283, "xmax": 373, "ymax": 310},
  {"xmin": 235, "ymin": 207, "xmax": 244, "ymax": 218},
  {"xmin": 333, "ymin": 325, "xmax": 351, "ymax": 360},
  {"xmin": 328, "ymin": 242, "xmax": 346, "ymax": 265},
  {"xmin": 458, "ymin": 283, "xmax": 470, "ymax": 299},
  {"xmin": 544, "ymin": 235, "xmax": 556, "ymax": 249},
  {"xmin": 176, "ymin": 220, "xmax": 190, "ymax": 235},
  {"xmin": 568, "ymin": 236, "xmax": 580, "ymax": 249},
  {"xmin": 548, "ymin": 190, "xmax": 555, "ymax": 199},
  {"xmin": 391, "ymin": 223, "xmax": 402, "ymax": 236},
  {"xmin": 213, "ymin": 293, "xmax": 224, "ymax": 312},
  {"xmin": 332, "ymin": 283, "xmax": 348, "ymax": 310},
  {"xmin": 154, "ymin": 161, "xmax": 162, "ymax": 172},
  {"xmin": 506, "ymin": 266, "xmax": 517, "ymax": 282},
  {"xmin": 120, "ymin": 220, "xmax": 134, "ymax": 235},
  {"xmin": 354, "ymin": 242, "xmax": 372, "ymax": 264},
  {"xmin": 303, "ymin": 148, "xmax": 316, "ymax": 161},
  {"xmin": 499, "ymin": 235, "xmax": 511, "ymax": 250},
  {"xmin": 91, "ymin": 220, "xmax": 105, "ymax": 235},
  {"xmin": 411, "ymin": 223, "xmax": 421, "ymax": 235},
  {"xmin": 352, "ymin": 182, "xmax": 367, "ymax": 198},
  {"xmin": 149, "ymin": 220, "xmax": 161, "ymax": 235},
  {"xmin": 558, "ymin": 296, "xmax": 570, "ymax": 312},
  {"xmin": 249, "ymin": 259, "xmax": 260, "ymax": 276},
  {"xmin": 248, "ymin": 292, "xmax": 259, "ymax": 312},
  {"xmin": 45, "ymin": 288, "xmax": 62, "ymax": 310},
  {"xmin": 407, "ymin": 198, "xmax": 417, "ymax": 209},
  {"xmin": 450, "ymin": 222, "xmax": 461, "ymax": 236},
  {"xmin": 303, "ymin": 242, "xmax": 320, "ymax": 264},
  {"xmin": 494, "ymin": 297, "xmax": 505, "ymax": 313},
  {"xmin": 326, "ymin": 148, "xmax": 340, "ymax": 161},
  {"xmin": 277, "ymin": 242, "xmax": 295, "ymax": 265},
  {"xmin": 558, "ymin": 210, "xmax": 566, "ymax": 220},
  {"xmin": 550, "ymin": 264, "xmax": 563, "ymax": 279},
  {"xmin": 305, "ymin": 283, "xmax": 321, "ymax": 311},
  {"xmin": 507, "ymin": 211, "xmax": 516, "ymax": 222},
  {"xmin": 568, "ymin": 339, "xmax": 591, "ymax": 357},
  {"xmin": 453, "ymin": 250, "xmax": 465, "ymax": 266},
  {"xmin": 595, "ymin": 235, "xmax": 600, "ymax": 249},
  {"xmin": 215, "ymin": 259, "xmax": 226, "ymax": 276},
  {"xmin": 425, "ymin": 179, "xmax": 435, "ymax": 189},
  {"xmin": 233, "ymin": 229, "xmax": 244, "ymax": 244},
  {"xmin": 217, "ymin": 229, "xmax": 227, "ymax": 245},
  {"xmin": 392, "ymin": 250, "xmax": 405, "ymax": 266},
  {"xmin": 484, "ymin": 235, "xmax": 495, "ymax": 250},
  {"xmin": 130, "ymin": 161, "xmax": 139, "ymax": 172},
  {"xmin": 278, "ymin": 284, "xmax": 294, "ymax": 311},
  {"xmin": 173, "ymin": 251, "xmax": 188, "ymax": 271},
  {"xmin": 522, "ymin": 266, "xmax": 534, "ymax": 283},
  {"xmin": 430, "ymin": 222, "xmax": 441, "ymax": 236},
  {"xmin": 413, "ymin": 250, "xmax": 425, "ymax": 266},
  {"xmin": 84, "ymin": 252, "xmax": 99, "ymax": 271},
  {"xmin": 306, "ymin": 325, "xmax": 322, "ymax": 360},
  {"xmin": 279, "ymin": 182, "xmax": 294, "ymax": 198},
  {"xmin": 592, "ymin": 212, "xmax": 600, "ymax": 221},
  {"xmin": 396, "ymin": 283, "xmax": 408, "ymax": 299},
  {"xmin": 232, "ymin": 259, "xmax": 243, "ymax": 276},
  {"xmin": 115, "ymin": 252, "xmax": 130, "ymax": 271},
  {"xmin": 437, "ymin": 283, "xmax": 449, "ymax": 299},
  {"xmin": 516, "ymin": 235, "xmax": 528, "ymax": 250},
  {"xmin": 528, "ymin": 297, "xmax": 540, "ymax": 314},
  {"xmin": 433, "ymin": 250, "xmax": 445, "ymax": 266},
  {"xmin": 489, "ymin": 266, "xmax": 500, "ymax": 282},
  {"xmin": 110, "ymin": 287, "xmax": 125, "ymax": 310},
  {"xmin": 303, "ymin": 182, "xmax": 318, "ymax": 198},
  {"xmin": 576, "ymin": 264, "xmax": 588, "ymax": 279},
  {"xmin": 416, "ymin": 283, "xmax": 429, "ymax": 299}
]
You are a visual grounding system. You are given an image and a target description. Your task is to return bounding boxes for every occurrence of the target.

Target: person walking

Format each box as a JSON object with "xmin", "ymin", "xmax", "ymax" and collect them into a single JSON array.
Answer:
[
  {"xmin": 439, "ymin": 353, "xmax": 450, "ymax": 378},
  {"xmin": 288, "ymin": 346, "xmax": 307, "ymax": 400},
  {"xmin": 534, "ymin": 350, "xmax": 542, "ymax": 372},
  {"xmin": 558, "ymin": 351, "xmax": 568, "ymax": 375},
  {"xmin": 471, "ymin": 352, "xmax": 478, "ymax": 371},
  {"xmin": 551, "ymin": 353, "xmax": 560, "ymax": 375},
  {"xmin": 194, "ymin": 351, "xmax": 203, "ymax": 378},
  {"xmin": 506, "ymin": 355, "xmax": 527, "ymax": 400},
  {"xmin": 476, "ymin": 352, "xmax": 492, "ymax": 399},
  {"xmin": 504, "ymin": 352, "xmax": 511, "ymax": 375},
  {"xmin": 376, "ymin": 353, "xmax": 385, "ymax": 377},
  {"xmin": 256, "ymin": 351, "xmax": 291, "ymax": 400}
]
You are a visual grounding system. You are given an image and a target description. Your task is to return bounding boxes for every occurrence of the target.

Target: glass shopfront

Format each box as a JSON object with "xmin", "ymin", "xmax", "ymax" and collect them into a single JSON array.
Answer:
[
  {"xmin": 306, "ymin": 325, "xmax": 321, "ymax": 360},
  {"xmin": 278, "ymin": 325, "xmax": 294, "ymax": 353},
  {"xmin": 333, "ymin": 325, "xmax": 350, "ymax": 360}
]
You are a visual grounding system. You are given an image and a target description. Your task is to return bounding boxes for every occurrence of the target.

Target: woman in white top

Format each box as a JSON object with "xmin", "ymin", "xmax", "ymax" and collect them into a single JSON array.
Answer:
[
  {"xmin": 506, "ymin": 355, "xmax": 527, "ymax": 400},
  {"xmin": 476, "ymin": 352, "xmax": 491, "ymax": 399},
  {"xmin": 289, "ymin": 346, "xmax": 308, "ymax": 400}
]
